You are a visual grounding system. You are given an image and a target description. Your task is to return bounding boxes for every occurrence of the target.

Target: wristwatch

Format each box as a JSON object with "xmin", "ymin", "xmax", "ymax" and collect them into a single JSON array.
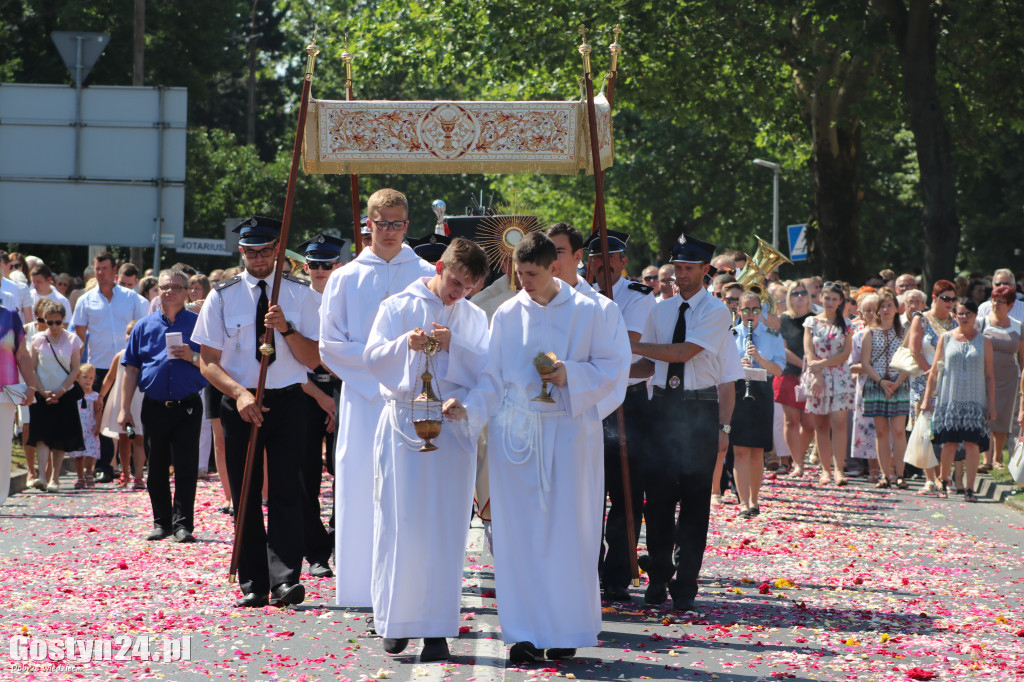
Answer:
[
  {"xmin": 281, "ymin": 321, "xmax": 297, "ymax": 337},
  {"xmin": 719, "ymin": 424, "xmax": 732, "ymax": 434},
  {"xmin": 192, "ymin": 352, "xmax": 200, "ymax": 364}
]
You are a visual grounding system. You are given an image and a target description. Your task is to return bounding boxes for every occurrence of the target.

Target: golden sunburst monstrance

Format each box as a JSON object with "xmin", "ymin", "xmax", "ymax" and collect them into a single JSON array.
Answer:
[{"xmin": 477, "ymin": 190, "xmax": 546, "ymax": 289}]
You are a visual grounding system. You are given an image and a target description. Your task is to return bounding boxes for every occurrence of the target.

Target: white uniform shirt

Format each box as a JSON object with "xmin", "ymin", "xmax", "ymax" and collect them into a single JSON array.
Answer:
[
  {"xmin": 597, "ymin": 276, "xmax": 655, "ymax": 386},
  {"xmin": 69, "ymin": 285, "xmax": 150, "ymax": 369},
  {"xmin": 192, "ymin": 270, "xmax": 320, "ymax": 389},
  {"xmin": 574, "ymin": 278, "xmax": 631, "ymax": 418},
  {"xmin": 643, "ymin": 286, "xmax": 744, "ymax": 390}
]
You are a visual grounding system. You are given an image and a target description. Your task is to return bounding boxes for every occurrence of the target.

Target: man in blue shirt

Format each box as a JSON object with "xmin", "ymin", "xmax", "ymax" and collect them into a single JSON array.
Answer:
[{"xmin": 120, "ymin": 268, "xmax": 209, "ymax": 542}]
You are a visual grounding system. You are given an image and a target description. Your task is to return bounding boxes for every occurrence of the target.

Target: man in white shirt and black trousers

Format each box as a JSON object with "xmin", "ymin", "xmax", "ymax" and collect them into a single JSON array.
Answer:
[
  {"xmin": 193, "ymin": 216, "xmax": 322, "ymax": 608},
  {"xmin": 584, "ymin": 229, "xmax": 655, "ymax": 602},
  {"xmin": 632, "ymin": 233, "xmax": 744, "ymax": 612}
]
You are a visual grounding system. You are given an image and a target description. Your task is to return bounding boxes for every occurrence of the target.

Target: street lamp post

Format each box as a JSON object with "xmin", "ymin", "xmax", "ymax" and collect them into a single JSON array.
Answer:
[{"xmin": 753, "ymin": 159, "xmax": 780, "ymax": 249}]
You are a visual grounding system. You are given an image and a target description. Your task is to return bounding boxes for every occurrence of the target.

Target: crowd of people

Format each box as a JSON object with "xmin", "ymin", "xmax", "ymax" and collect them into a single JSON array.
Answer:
[{"xmin": 0, "ymin": 196, "xmax": 1022, "ymax": 666}]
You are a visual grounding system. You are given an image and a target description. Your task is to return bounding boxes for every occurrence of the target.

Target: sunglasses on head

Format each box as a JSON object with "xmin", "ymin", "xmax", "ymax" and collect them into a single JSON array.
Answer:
[{"xmin": 307, "ymin": 260, "xmax": 339, "ymax": 270}]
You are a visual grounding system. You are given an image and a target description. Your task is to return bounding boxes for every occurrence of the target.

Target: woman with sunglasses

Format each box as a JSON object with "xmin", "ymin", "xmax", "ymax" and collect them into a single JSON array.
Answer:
[
  {"xmin": 921, "ymin": 298, "xmax": 995, "ymax": 501},
  {"xmin": 731, "ymin": 290, "xmax": 786, "ymax": 517},
  {"xmin": 977, "ymin": 285, "xmax": 1023, "ymax": 472},
  {"xmin": 905, "ymin": 280, "xmax": 957, "ymax": 492},
  {"xmin": 803, "ymin": 281, "xmax": 855, "ymax": 485},
  {"xmin": 27, "ymin": 298, "xmax": 85, "ymax": 492},
  {"xmin": 775, "ymin": 281, "xmax": 815, "ymax": 477},
  {"xmin": 860, "ymin": 291, "xmax": 911, "ymax": 488}
]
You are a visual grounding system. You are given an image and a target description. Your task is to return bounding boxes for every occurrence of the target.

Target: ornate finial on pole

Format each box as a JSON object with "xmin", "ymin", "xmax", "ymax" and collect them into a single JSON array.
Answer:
[
  {"xmin": 304, "ymin": 34, "xmax": 320, "ymax": 81},
  {"xmin": 578, "ymin": 24, "xmax": 592, "ymax": 76},
  {"xmin": 609, "ymin": 24, "xmax": 622, "ymax": 73},
  {"xmin": 341, "ymin": 32, "xmax": 354, "ymax": 86}
]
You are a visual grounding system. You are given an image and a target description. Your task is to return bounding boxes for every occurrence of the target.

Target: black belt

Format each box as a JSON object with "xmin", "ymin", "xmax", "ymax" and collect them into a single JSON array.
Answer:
[
  {"xmin": 626, "ymin": 382, "xmax": 648, "ymax": 395},
  {"xmin": 652, "ymin": 386, "xmax": 718, "ymax": 401},
  {"xmin": 144, "ymin": 393, "xmax": 200, "ymax": 408}
]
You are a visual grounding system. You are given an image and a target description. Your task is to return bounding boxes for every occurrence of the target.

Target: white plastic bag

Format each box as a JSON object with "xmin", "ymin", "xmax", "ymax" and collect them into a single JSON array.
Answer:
[
  {"xmin": 1009, "ymin": 428, "xmax": 1024, "ymax": 484},
  {"xmin": 904, "ymin": 412, "xmax": 938, "ymax": 470}
]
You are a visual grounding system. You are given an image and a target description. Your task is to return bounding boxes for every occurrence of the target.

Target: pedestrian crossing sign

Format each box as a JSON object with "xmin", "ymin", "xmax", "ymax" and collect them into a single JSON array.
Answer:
[{"xmin": 787, "ymin": 224, "xmax": 808, "ymax": 262}]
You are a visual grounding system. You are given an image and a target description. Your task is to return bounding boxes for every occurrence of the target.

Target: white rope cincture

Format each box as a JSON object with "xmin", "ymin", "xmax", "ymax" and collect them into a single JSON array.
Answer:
[{"xmin": 498, "ymin": 386, "xmax": 566, "ymax": 512}]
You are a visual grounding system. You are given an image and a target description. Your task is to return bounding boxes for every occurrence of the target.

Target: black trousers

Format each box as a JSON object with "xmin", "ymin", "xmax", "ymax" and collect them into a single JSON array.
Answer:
[
  {"xmin": 92, "ymin": 368, "xmax": 115, "ymax": 477},
  {"xmin": 221, "ymin": 385, "xmax": 307, "ymax": 595},
  {"xmin": 643, "ymin": 394, "xmax": 718, "ymax": 603},
  {"xmin": 301, "ymin": 380, "xmax": 338, "ymax": 564},
  {"xmin": 599, "ymin": 384, "xmax": 648, "ymax": 590},
  {"xmin": 141, "ymin": 394, "xmax": 203, "ymax": 532}
]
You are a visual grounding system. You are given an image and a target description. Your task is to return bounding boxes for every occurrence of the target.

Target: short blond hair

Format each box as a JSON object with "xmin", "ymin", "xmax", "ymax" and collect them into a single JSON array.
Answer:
[
  {"xmin": 366, "ymin": 188, "xmax": 408, "ymax": 219},
  {"xmin": 79, "ymin": 362, "xmax": 96, "ymax": 375}
]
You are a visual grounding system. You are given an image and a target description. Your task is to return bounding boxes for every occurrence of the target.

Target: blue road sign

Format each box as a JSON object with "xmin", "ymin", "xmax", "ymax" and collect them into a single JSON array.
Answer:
[{"xmin": 787, "ymin": 224, "xmax": 808, "ymax": 262}]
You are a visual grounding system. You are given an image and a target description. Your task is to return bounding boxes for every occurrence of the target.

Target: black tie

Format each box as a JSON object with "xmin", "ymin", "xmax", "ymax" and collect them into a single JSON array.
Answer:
[
  {"xmin": 666, "ymin": 301, "xmax": 689, "ymax": 389},
  {"xmin": 256, "ymin": 280, "xmax": 274, "ymax": 365}
]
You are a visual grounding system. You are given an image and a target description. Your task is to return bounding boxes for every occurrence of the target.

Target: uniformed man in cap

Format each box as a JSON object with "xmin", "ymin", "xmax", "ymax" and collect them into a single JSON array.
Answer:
[
  {"xmin": 296, "ymin": 233, "xmax": 347, "ymax": 579},
  {"xmin": 583, "ymin": 229, "xmax": 655, "ymax": 602},
  {"xmin": 406, "ymin": 233, "xmax": 453, "ymax": 265},
  {"xmin": 631, "ymin": 233, "xmax": 744, "ymax": 612},
  {"xmin": 192, "ymin": 216, "xmax": 323, "ymax": 608}
]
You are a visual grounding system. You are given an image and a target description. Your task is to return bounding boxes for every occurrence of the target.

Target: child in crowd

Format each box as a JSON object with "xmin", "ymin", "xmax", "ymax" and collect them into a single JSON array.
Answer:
[
  {"xmin": 67, "ymin": 363, "xmax": 102, "ymax": 489},
  {"xmin": 99, "ymin": 321, "xmax": 146, "ymax": 490}
]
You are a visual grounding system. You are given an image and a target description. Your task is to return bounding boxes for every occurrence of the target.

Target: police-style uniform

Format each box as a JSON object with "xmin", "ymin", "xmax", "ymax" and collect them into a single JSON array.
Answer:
[
  {"xmin": 406, "ymin": 232, "xmax": 452, "ymax": 264},
  {"xmin": 192, "ymin": 216, "xmax": 321, "ymax": 607},
  {"xmin": 586, "ymin": 230, "xmax": 655, "ymax": 599},
  {"xmin": 639, "ymin": 234, "xmax": 744, "ymax": 610},
  {"xmin": 730, "ymin": 319, "xmax": 786, "ymax": 449},
  {"xmin": 295, "ymin": 233, "xmax": 345, "ymax": 577}
]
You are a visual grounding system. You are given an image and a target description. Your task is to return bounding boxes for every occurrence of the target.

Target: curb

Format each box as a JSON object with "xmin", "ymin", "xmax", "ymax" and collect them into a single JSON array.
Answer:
[{"xmin": 974, "ymin": 472, "xmax": 1024, "ymax": 503}]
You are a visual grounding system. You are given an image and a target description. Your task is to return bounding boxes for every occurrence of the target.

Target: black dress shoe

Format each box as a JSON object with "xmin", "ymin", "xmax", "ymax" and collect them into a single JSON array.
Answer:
[
  {"xmin": 420, "ymin": 637, "xmax": 450, "ymax": 662},
  {"xmin": 546, "ymin": 648, "xmax": 576, "ymax": 661},
  {"xmin": 603, "ymin": 586, "xmax": 632, "ymax": 602},
  {"xmin": 270, "ymin": 583, "xmax": 305, "ymax": 607},
  {"xmin": 309, "ymin": 561, "xmax": 334, "ymax": 578},
  {"xmin": 146, "ymin": 526, "xmax": 171, "ymax": 541},
  {"xmin": 644, "ymin": 581, "xmax": 667, "ymax": 605},
  {"xmin": 383, "ymin": 638, "xmax": 409, "ymax": 654},
  {"xmin": 509, "ymin": 641, "xmax": 544, "ymax": 664},
  {"xmin": 171, "ymin": 528, "xmax": 196, "ymax": 543},
  {"xmin": 235, "ymin": 592, "xmax": 269, "ymax": 608},
  {"xmin": 218, "ymin": 505, "xmax": 234, "ymax": 515}
]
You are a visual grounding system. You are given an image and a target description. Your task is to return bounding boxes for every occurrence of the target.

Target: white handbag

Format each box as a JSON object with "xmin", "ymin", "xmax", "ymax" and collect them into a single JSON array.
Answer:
[
  {"xmin": 1009, "ymin": 427, "xmax": 1024, "ymax": 484},
  {"xmin": 904, "ymin": 411, "xmax": 938, "ymax": 470}
]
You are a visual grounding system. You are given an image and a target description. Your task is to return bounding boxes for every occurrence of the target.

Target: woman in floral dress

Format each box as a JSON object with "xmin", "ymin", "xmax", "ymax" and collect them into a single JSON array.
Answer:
[
  {"xmin": 803, "ymin": 282, "xmax": 855, "ymax": 486},
  {"xmin": 848, "ymin": 293, "xmax": 880, "ymax": 478}
]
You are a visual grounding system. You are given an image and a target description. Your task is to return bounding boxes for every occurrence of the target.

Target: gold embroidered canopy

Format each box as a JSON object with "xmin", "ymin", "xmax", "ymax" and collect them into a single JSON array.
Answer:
[{"xmin": 301, "ymin": 96, "xmax": 613, "ymax": 175}]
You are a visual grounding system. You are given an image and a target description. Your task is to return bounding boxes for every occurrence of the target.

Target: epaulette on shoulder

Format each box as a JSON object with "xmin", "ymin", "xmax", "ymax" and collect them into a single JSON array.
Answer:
[
  {"xmin": 283, "ymin": 273, "xmax": 310, "ymax": 287},
  {"xmin": 628, "ymin": 282, "xmax": 654, "ymax": 295},
  {"xmin": 214, "ymin": 275, "xmax": 241, "ymax": 291}
]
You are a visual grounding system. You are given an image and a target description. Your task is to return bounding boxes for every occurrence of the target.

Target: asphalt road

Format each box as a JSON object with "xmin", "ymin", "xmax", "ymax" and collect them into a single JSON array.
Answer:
[{"xmin": 1, "ymin": 469, "xmax": 1022, "ymax": 681}]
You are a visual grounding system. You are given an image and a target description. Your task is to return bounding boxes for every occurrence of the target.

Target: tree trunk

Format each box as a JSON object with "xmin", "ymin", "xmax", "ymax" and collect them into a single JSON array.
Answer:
[
  {"xmin": 881, "ymin": 0, "xmax": 960, "ymax": 287},
  {"xmin": 807, "ymin": 110, "xmax": 865, "ymax": 283}
]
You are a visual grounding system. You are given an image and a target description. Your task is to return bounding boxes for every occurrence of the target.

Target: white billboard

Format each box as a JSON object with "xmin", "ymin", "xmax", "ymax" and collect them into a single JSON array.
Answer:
[{"xmin": 0, "ymin": 83, "xmax": 186, "ymax": 247}]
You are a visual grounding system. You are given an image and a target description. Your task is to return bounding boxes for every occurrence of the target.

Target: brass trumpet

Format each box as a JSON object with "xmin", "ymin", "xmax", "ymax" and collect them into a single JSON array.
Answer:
[{"xmin": 737, "ymin": 235, "xmax": 793, "ymax": 316}]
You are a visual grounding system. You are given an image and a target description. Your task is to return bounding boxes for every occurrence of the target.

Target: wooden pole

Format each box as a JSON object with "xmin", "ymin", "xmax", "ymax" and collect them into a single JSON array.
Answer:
[
  {"xmin": 579, "ymin": 26, "xmax": 640, "ymax": 588},
  {"xmin": 341, "ymin": 43, "xmax": 363, "ymax": 255},
  {"xmin": 229, "ymin": 39, "xmax": 320, "ymax": 583}
]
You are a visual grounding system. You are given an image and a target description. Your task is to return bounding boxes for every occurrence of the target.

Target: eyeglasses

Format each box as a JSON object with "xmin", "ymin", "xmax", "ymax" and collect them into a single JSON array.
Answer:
[
  {"xmin": 718, "ymin": 268, "xmax": 736, "ymax": 276},
  {"xmin": 307, "ymin": 261, "xmax": 339, "ymax": 270},
  {"xmin": 371, "ymin": 219, "xmax": 408, "ymax": 232},
  {"xmin": 643, "ymin": 275, "xmax": 658, "ymax": 282},
  {"xmin": 36, "ymin": 318, "xmax": 62, "ymax": 326},
  {"xmin": 791, "ymin": 290, "xmax": 808, "ymax": 297},
  {"xmin": 739, "ymin": 307, "xmax": 762, "ymax": 315},
  {"xmin": 158, "ymin": 284, "xmax": 186, "ymax": 293},
  {"xmin": 990, "ymin": 298, "xmax": 1007, "ymax": 305},
  {"xmin": 936, "ymin": 294, "xmax": 955, "ymax": 303},
  {"xmin": 10, "ymin": 263, "xmax": 22, "ymax": 270},
  {"xmin": 724, "ymin": 297, "xmax": 740, "ymax": 305},
  {"xmin": 242, "ymin": 246, "xmax": 275, "ymax": 259}
]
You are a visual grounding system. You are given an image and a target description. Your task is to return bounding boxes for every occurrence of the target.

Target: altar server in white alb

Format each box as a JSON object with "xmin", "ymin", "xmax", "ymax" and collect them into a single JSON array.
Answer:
[
  {"xmin": 363, "ymin": 238, "xmax": 490, "ymax": 662},
  {"xmin": 318, "ymin": 188, "xmax": 435, "ymax": 607},
  {"xmin": 444, "ymin": 232, "xmax": 631, "ymax": 664}
]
